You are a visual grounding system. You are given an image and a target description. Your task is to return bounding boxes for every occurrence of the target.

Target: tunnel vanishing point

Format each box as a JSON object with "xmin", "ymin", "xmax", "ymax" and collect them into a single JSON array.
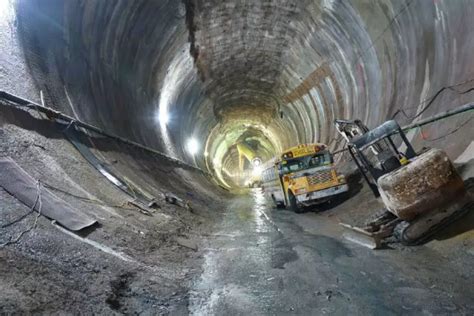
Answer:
[{"xmin": 1, "ymin": 0, "xmax": 474, "ymax": 314}]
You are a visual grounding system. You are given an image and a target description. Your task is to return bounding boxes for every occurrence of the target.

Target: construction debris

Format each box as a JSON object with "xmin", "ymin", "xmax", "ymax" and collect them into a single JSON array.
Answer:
[
  {"xmin": 175, "ymin": 236, "xmax": 198, "ymax": 251},
  {"xmin": 127, "ymin": 200, "xmax": 155, "ymax": 216},
  {"xmin": 165, "ymin": 193, "xmax": 193, "ymax": 212},
  {"xmin": 0, "ymin": 156, "xmax": 97, "ymax": 231}
]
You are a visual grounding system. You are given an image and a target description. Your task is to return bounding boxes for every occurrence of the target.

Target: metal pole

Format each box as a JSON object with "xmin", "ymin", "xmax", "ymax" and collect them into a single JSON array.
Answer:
[
  {"xmin": 333, "ymin": 102, "xmax": 474, "ymax": 155},
  {"xmin": 0, "ymin": 90, "xmax": 210, "ymax": 175},
  {"xmin": 402, "ymin": 102, "xmax": 474, "ymax": 131}
]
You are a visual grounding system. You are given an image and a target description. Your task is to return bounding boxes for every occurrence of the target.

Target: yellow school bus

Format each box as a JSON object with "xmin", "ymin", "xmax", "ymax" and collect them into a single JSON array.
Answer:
[{"xmin": 261, "ymin": 143, "xmax": 348, "ymax": 213}]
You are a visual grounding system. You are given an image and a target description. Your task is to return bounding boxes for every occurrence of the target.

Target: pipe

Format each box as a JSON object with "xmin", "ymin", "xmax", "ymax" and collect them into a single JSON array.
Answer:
[
  {"xmin": 402, "ymin": 102, "xmax": 474, "ymax": 131},
  {"xmin": 333, "ymin": 102, "xmax": 474, "ymax": 155},
  {"xmin": 0, "ymin": 90, "xmax": 210, "ymax": 175}
]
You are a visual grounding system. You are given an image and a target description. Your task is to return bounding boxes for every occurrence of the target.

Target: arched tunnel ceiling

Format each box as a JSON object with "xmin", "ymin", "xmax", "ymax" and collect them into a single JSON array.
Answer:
[
  {"xmin": 186, "ymin": 0, "xmax": 301, "ymax": 116},
  {"xmin": 12, "ymin": 0, "xmax": 474, "ymax": 188}
]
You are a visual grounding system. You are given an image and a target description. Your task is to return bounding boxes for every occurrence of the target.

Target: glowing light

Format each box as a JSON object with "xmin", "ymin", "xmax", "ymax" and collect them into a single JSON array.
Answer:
[
  {"xmin": 252, "ymin": 165, "xmax": 262, "ymax": 177},
  {"xmin": 0, "ymin": 0, "xmax": 14, "ymax": 19},
  {"xmin": 186, "ymin": 137, "xmax": 199, "ymax": 156},
  {"xmin": 204, "ymin": 152, "xmax": 209, "ymax": 157},
  {"xmin": 156, "ymin": 106, "xmax": 169, "ymax": 126},
  {"xmin": 252, "ymin": 157, "xmax": 262, "ymax": 167}
]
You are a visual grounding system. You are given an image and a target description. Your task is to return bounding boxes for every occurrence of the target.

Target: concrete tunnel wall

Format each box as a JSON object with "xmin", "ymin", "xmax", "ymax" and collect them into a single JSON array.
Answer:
[{"xmin": 1, "ymin": 0, "xmax": 473, "ymax": 189}]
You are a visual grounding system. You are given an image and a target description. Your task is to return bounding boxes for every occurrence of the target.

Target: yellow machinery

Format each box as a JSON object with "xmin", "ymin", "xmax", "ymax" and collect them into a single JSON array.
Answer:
[
  {"xmin": 237, "ymin": 143, "xmax": 262, "ymax": 187},
  {"xmin": 236, "ymin": 142, "xmax": 258, "ymax": 172}
]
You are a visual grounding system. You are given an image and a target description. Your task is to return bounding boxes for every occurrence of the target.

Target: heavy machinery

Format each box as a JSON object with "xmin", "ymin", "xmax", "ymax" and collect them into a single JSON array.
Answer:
[
  {"xmin": 236, "ymin": 142, "xmax": 263, "ymax": 187},
  {"xmin": 335, "ymin": 119, "xmax": 472, "ymax": 249}
]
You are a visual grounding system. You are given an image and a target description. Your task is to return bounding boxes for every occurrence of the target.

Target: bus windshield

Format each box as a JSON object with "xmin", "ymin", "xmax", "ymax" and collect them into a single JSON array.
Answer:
[{"xmin": 280, "ymin": 151, "xmax": 332, "ymax": 174}]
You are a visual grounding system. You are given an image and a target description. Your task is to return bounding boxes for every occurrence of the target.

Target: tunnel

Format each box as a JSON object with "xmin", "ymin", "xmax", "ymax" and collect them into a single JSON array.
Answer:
[{"xmin": 1, "ymin": 0, "xmax": 474, "ymax": 314}]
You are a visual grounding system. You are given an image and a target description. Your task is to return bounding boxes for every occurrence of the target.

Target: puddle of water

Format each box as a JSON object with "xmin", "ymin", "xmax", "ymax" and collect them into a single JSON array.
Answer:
[{"xmin": 252, "ymin": 188, "xmax": 282, "ymax": 234}]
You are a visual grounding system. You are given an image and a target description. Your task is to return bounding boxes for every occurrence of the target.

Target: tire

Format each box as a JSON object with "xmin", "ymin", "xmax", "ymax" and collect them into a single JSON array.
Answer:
[
  {"xmin": 288, "ymin": 191, "xmax": 300, "ymax": 213},
  {"xmin": 271, "ymin": 194, "xmax": 277, "ymax": 206},
  {"xmin": 271, "ymin": 194, "xmax": 284, "ymax": 209}
]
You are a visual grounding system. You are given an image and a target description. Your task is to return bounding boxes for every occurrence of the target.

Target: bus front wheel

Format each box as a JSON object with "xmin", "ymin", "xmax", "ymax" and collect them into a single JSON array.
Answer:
[
  {"xmin": 288, "ymin": 191, "xmax": 301, "ymax": 213},
  {"xmin": 272, "ymin": 195, "xmax": 284, "ymax": 209}
]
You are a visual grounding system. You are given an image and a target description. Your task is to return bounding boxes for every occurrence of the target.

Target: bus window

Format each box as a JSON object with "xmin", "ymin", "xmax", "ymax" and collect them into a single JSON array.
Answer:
[
  {"xmin": 308, "ymin": 152, "xmax": 332, "ymax": 167},
  {"xmin": 280, "ymin": 159, "xmax": 305, "ymax": 174},
  {"xmin": 280, "ymin": 151, "xmax": 333, "ymax": 174},
  {"xmin": 262, "ymin": 167, "xmax": 276, "ymax": 182}
]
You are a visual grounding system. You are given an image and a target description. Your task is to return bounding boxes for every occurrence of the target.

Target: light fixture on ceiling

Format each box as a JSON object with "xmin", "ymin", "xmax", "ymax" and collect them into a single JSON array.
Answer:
[
  {"xmin": 186, "ymin": 137, "xmax": 199, "ymax": 156},
  {"xmin": 157, "ymin": 107, "xmax": 169, "ymax": 126}
]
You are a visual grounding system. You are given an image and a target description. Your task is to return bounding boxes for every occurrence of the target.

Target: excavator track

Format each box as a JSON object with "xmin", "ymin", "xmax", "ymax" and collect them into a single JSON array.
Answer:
[{"xmin": 394, "ymin": 201, "xmax": 473, "ymax": 246}]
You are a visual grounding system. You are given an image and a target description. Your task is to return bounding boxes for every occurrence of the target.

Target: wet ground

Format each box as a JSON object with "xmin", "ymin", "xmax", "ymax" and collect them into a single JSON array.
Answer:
[
  {"xmin": 1, "ymin": 107, "xmax": 473, "ymax": 314},
  {"xmin": 189, "ymin": 189, "xmax": 474, "ymax": 315}
]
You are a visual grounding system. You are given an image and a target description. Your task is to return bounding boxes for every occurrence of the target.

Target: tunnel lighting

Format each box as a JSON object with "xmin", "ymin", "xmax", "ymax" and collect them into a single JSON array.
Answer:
[
  {"xmin": 186, "ymin": 137, "xmax": 199, "ymax": 156},
  {"xmin": 0, "ymin": 0, "xmax": 13, "ymax": 19},
  {"xmin": 252, "ymin": 165, "xmax": 262, "ymax": 177},
  {"xmin": 159, "ymin": 111, "xmax": 169, "ymax": 125},
  {"xmin": 252, "ymin": 158, "xmax": 262, "ymax": 167},
  {"xmin": 157, "ymin": 107, "xmax": 169, "ymax": 126}
]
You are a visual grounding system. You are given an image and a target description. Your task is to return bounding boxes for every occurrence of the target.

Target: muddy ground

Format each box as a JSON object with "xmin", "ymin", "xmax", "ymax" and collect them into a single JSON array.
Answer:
[
  {"xmin": 0, "ymin": 104, "xmax": 228, "ymax": 314},
  {"xmin": 1, "ymin": 103, "xmax": 473, "ymax": 315}
]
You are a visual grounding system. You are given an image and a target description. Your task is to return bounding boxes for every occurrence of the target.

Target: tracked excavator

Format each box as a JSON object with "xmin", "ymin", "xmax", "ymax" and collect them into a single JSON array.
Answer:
[{"xmin": 334, "ymin": 119, "xmax": 472, "ymax": 249}]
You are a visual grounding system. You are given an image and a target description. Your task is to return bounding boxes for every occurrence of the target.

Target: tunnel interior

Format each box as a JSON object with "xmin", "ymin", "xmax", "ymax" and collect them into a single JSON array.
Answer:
[
  {"xmin": 6, "ymin": 0, "xmax": 472, "ymax": 190},
  {"xmin": 1, "ymin": 0, "xmax": 474, "ymax": 314}
]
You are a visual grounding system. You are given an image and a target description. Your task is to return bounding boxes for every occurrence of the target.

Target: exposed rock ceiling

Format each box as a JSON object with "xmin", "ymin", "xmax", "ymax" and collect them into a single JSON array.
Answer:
[{"xmin": 188, "ymin": 0, "xmax": 304, "ymax": 117}]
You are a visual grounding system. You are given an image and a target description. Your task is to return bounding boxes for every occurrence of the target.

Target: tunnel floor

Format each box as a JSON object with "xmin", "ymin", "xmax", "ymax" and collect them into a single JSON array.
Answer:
[
  {"xmin": 2, "ymin": 0, "xmax": 474, "ymax": 314},
  {"xmin": 0, "ymin": 114, "xmax": 226, "ymax": 314},
  {"xmin": 189, "ymin": 190, "xmax": 474, "ymax": 315},
  {"xmin": 1, "ymin": 104, "xmax": 474, "ymax": 314}
]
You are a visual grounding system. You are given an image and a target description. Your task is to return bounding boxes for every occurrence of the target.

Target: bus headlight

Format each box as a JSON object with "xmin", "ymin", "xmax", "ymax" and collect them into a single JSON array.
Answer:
[{"xmin": 337, "ymin": 175, "xmax": 346, "ymax": 183}]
